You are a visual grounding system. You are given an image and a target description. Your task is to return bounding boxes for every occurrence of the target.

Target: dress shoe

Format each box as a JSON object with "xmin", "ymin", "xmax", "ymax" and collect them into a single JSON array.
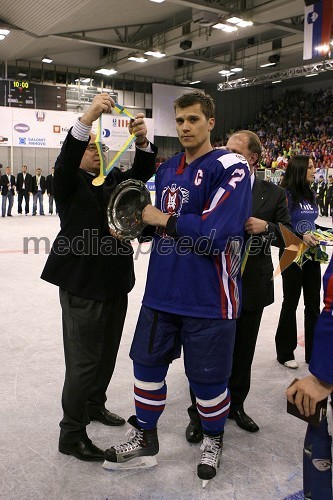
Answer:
[
  {"xmin": 185, "ymin": 419, "xmax": 203, "ymax": 443},
  {"xmin": 228, "ymin": 409, "xmax": 259, "ymax": 432},
  {"xmin": 283, "ymin": 360, "xmax": 298, "ymax": 369},
  {"xmin": 59, "ymin": 438, "xmax": 104, "ymax": 461},
  {"xmin": 88, "ymin": 407, "xmax": 125, "ymax": 426}
]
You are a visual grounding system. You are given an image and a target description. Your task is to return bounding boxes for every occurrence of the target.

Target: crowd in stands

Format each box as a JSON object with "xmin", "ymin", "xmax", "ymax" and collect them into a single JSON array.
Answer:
[{"xmin": 214, "ymin": 87, "xmax": 333, "ymax": 171}]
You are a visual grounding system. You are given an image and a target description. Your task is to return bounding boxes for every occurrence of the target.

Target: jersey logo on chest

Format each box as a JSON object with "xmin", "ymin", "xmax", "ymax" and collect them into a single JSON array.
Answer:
[{"xmin": 161, "ymin": 184, "xmax": 189, "ymax": 215}]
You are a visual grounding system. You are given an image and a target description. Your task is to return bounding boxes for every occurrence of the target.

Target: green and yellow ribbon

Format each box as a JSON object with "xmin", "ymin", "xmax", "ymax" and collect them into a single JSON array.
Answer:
[
  {"xmin": 294, "ymin": 229, "xmax": 333, "ymax": 267},
  {"xmin": 92, "ymin": 102, "xmax": 137, "ymax": 186}
]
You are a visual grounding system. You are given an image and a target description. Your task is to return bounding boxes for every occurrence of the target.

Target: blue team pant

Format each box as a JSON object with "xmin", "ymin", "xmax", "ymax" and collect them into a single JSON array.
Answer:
[{"xmin": 130, "ymin": 305, "xmax": 236, "ymax": 383}]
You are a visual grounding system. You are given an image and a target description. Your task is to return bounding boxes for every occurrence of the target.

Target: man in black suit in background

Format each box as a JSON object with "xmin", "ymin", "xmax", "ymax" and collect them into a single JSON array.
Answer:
[
  {"xmin": 317, "ymin": 175, "xmax": 327, "ymax": 216},
  {"xmin": 32, "ymin": 167, "xmax": 46, "ymax": 215},
  {"xmin": 46, "ymin": 167, "xmax": 55, "ymax": 215},
  {"xmin": 186, "ymin": 130, "xmax": 292, "ymax": 442},
  {"xmin": 1, "ymin": 166, "xmax": 16, "ymax": 217},
  {"xmin": 16, "ymin": 165, "xmax": 33, "ymax": 215}
]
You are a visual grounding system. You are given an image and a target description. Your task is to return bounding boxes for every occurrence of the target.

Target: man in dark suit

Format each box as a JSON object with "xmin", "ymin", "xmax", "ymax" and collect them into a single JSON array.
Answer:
[
  {"xmin": 185, "ymin": 130, "xmax": 292, "ymax": 442},
  {"xmin": 317, "ymin": 175, "xmax": 327, "ymax": 216},
  {"xmin": 46, "ymin": 167, "xmax": 55, "ymax": 214},
  {"xmin": 16, "ymin": 164, "xmax": 32, "ymax": 215},
  {"xmin": 324, "ymin": 175, "xmax": 333, "ymax": 217},
  {"xmin": 32, "ymin": 167, "xmax": 46, "ymax": 215},
  {"xmin": 1, "ymin": 166, "xmax": 15, "ymax": 217},
  {"xmin": 41, "ymin": 94, "xmax": 157, "ymax": 462}
]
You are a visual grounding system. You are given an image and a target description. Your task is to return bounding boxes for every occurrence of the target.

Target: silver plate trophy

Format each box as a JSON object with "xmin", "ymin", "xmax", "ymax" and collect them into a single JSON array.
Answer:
[{"xmin": 107, "ymin": 179, "xmax": 151, "ymax": 239}]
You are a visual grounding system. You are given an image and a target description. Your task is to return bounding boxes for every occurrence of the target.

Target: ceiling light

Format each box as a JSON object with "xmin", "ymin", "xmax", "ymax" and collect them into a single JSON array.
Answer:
[
  {"xmin": 0, "ymin": 29, "xmax": 10, "ymax": 36},
  {"xmin": 128, "ymin": 55, "xmax": 148, "ymax": 63},
  {"xmin": 144, "ymin": 50, "xmax": 166, "ymax": 58},
  {"xmin": 17, "ymin": 72, "xmax": 27, "ymax": 77},
  {"xmin": 272, "ymin": 80, "xmax": 281, "ymax": 84},
  {"xmin": 189, "ymin": 80, "xmax": 201, "ymax": 84},
  {"xmin": 305, "ymin": 73, "xmax": 318, "ymax": 77},
  {"xmin": 149, "ymin": 0, "xmax": 165, "ymax": 2},
  {"xmin": 230, "ymin": 67, "xmax": 243, "ymax": 72},
  {"xmin": 226, "ymin": 17, "xmax": 253, "ymax": 27},
  {"xmin": 95, "ymin": 68, "xmax": 117, "ymax": 76},
  {"xmin": 212, "ymin": 23, "xmax": 238, "ymax": 32},
  {"xmin": 227, "ymin": 17, "xmax": 243, "ymax": 24},
  {"xmin": 42, "ymin": 56, "xmax": 53, "ymax": 64},
  {"xmin": 236, "ymin": 20, "xmax": 253, "ymax": 27},
  {"xmin": 75, "ymin": 78, "xmax": 91, "ymax": 83},
  {"xmin": 219, "ymin": 70, "xmax": 234, "ymax": 76},
  {"xmin": 260, "ymin": 62, "xmax": 276, "ymax": 68},
  {"xmin": 0, "ymin": 35, "xmax": 5, "ymax": 40}
]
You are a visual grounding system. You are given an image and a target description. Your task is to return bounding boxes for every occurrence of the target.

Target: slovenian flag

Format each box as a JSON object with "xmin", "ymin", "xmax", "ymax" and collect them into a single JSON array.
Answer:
[{"xmin": 303, "ymin": 0, "xmax": 333, "ymax": 60}]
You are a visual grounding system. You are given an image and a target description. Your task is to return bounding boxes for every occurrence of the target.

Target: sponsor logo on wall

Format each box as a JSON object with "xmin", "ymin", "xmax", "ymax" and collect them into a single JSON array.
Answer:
[
  {"xmin": 14, "ymin": 123, "xmax": 30, "ymax": 133},
  {"xmin": 35, "ymin": 111, "xmax": 46, "ymax": 122},
  {"xmin": 19, "ymin": 136, "xmax": 46, "ymax": 146},
  {"xmin": 53, "ymin": 125, "xmax": 70, "ymax": 133}
]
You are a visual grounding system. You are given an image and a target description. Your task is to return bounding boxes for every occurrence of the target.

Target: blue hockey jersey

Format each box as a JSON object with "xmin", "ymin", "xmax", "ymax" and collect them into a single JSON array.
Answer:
[
  {"xmin": 142, "ymin": 149, "xmax": 252, "ymax": 319},
  {"xmin": 309, "ymin": 253, "xmax": 333, "ymax": 384}
]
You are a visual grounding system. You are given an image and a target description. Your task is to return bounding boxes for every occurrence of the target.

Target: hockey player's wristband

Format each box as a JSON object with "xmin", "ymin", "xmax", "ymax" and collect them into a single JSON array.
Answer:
[{"xmin": 165, "ymin": 215, "xmax": 178, "ymax": 238}]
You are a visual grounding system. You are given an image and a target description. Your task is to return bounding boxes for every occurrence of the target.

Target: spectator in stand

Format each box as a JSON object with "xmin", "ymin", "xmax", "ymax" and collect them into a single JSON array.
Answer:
[{"xmin": 225, "ymin": 88, "xmax": 333, "ymax": 171}]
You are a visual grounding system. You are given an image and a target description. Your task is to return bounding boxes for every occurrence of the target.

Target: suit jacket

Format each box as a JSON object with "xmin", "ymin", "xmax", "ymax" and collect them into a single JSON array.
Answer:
[
  {"xmin": 1, "ymin": 174, "xmax": 15, "ymax": 195},
  {"xmin": 32, "ymin": 175, "xmax": 46, "ymax": 194},
  {"xmin": 318, "ymin": 181, "xmax": 327, "ymax": 199},
  {"xmin": 242, "ymin": 178, "xmax": 292, "ymax": 311},
  {"xmin": 46, "ymin": 174, "xmax": 54, "ymax": 195},
  {"xmin": 41, "ymin": 131, "xmax": 157, "ymax": 302},
  {"xmin": 16, "ymin": 172, "xmax": 32, "ymax": 193}
]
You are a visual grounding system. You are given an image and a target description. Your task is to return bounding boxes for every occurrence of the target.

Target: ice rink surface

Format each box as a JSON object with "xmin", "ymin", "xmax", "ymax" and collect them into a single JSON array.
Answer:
[{"xmin": 0, "ymin": 202, "xmax": 332, "ymax": 500}]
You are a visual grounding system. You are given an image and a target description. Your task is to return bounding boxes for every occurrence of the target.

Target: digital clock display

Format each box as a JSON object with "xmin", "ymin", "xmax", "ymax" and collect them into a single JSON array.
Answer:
[
  {"xmin": 13, "ymin": 81, "xmax": 29, "ymax": 89},
  {"xmin": 8, "ymin": 81, "xmax": 35, "ymax": 107},
  {"xmin": 0, "ymin": 80, "xmax": 66, "ymax": 110}
]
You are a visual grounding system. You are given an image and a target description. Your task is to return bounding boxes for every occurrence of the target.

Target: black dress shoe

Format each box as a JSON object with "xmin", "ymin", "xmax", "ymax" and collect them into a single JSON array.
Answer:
[
  {"xmin": 89, "ymin": 408, "xmax": 125, "ymax": 426},
  {"xmin": 228, "ymin": 409, "xmax": 259, "ymax": 433},
  {"xmin": 185, "ymin": 419, "xmax": 203, "ymax": 443},
  {"xmin": 59, "ymin": 438, "xmax": 104, "ymax": 461}
]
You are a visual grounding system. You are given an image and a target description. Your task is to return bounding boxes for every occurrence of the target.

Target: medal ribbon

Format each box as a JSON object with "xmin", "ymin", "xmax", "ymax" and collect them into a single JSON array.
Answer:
[{"xmin": 93, "ymin": 103, "xmax": 137, "ymax": 184}]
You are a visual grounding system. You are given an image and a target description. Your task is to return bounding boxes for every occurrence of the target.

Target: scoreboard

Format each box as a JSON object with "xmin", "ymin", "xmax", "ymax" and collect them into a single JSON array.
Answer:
[{"xmin": 0, "ymin": 80, "xmax": 66, "ymax": 110}]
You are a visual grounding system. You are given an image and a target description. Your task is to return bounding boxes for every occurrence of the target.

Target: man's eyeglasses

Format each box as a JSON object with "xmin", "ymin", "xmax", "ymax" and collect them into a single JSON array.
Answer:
[{"xmin": 86, "ymin": 144, "xmax": 109, "ymax": 153}]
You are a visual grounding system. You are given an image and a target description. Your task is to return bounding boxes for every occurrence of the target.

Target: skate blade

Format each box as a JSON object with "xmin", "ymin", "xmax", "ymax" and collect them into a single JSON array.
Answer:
[
  {"xmin": 102, "ymin": 456, "xmax": 158, "ymax": 470},
  {"xmin": 202, "ymin": 480, "xmax": 209, "ymax": 488}
]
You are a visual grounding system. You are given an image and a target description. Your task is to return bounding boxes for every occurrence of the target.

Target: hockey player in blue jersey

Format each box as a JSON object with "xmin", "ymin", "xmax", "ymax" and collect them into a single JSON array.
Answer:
[
  {"xmin": 286, "ymin": 253, "xmax": 333, "ymax": 499},
  {"xmin": 103, "ymin": 91, "xmax": 252, "ymax": 487}
]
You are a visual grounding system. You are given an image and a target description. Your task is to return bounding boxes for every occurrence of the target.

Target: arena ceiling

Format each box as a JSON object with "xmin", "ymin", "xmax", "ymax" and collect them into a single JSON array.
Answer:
[{"xmin": 0, "ymin": 0, "xmax": 331, "ymax": 88}]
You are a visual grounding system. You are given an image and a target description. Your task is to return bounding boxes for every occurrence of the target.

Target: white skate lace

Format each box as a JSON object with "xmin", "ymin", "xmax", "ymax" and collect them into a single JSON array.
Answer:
[
  {"xmin": 114, "ymin": 428, "xmax": 143, "ymax": 453},
  {"xmin": 200, "ymin": 436, "xmax": 220, "ymax": 467}
]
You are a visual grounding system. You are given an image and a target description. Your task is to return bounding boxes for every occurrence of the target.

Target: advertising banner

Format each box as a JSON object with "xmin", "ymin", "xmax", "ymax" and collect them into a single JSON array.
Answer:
[{"xmin": 0, "ymin": 106, "xmax": 154, "ymax": 150}]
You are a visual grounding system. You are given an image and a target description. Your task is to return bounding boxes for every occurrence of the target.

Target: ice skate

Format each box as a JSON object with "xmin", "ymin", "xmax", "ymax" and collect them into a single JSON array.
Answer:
[
  {"xmin": 102, "ymin": 415, "xmax": 159, "ymax": 470},
  {"xmin": 197, "ymin": 432, "xmax": 223, "ymax": 488}
]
